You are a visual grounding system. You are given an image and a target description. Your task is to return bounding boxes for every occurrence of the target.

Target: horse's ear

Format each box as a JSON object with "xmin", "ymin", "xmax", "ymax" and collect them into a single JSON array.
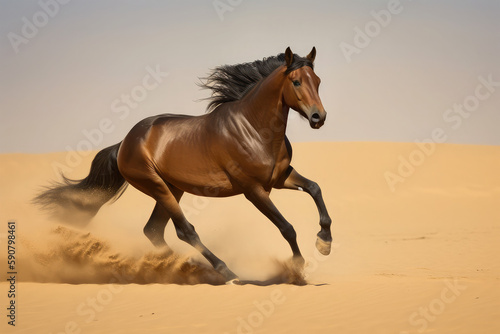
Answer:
[
  {"xmin": 285, "ymin": 47, "xmax": 294, "ymax": 67},
  {"xmin": 307, "ymin": 47, "xmax": 316, "ymax": 63}
]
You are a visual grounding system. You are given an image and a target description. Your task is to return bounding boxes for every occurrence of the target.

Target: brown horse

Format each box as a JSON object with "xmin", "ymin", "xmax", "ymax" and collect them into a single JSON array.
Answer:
[{"xmin": 35, "ymin": 47, "xmax": 332, "ymax": 283}]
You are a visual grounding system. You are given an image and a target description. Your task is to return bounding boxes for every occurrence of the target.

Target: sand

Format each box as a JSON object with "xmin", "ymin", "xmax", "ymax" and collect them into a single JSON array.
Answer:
[{"xmin": 1, "ymin": 142, "xmax": 499, "ymax": 333}]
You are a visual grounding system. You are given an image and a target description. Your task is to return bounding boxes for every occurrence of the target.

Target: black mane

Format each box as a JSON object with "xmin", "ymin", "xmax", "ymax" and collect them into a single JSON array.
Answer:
[{"xmin": 200, "ymin": 52, "xmax": 313, "ymax": 112}]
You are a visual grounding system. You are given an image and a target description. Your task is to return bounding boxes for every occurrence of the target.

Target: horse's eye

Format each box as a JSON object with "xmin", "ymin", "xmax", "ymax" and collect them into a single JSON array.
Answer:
[{"xmin": 293, "ymin": 80, "xmax": 301, "ymax": 87}]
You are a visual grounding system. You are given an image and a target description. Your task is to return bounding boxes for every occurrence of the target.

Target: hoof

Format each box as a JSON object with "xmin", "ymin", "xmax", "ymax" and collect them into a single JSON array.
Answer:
[
  {"xmin": 316, "ymin": 236, "xmax": 332, "ymax": 255},
  {"xmin": 225, "ymin": 278, "xmax": 241, "ymax": 285},
  {"xmin": 217, "ymin": 264, "xmax": 238, "ymax": 282}
]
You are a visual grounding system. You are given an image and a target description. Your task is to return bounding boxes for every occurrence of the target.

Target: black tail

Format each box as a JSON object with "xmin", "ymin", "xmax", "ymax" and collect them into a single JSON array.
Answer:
[{"xmin": 34, "ymin": 143, "xmax": 128, "ymax": 224}]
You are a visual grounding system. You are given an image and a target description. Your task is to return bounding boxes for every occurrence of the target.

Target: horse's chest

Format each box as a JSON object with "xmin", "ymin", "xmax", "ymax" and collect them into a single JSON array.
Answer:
[
  {"xmin": 262, "ymin": 148, "xmax": 291, "ymax": 188},
  {"xmin": 269, "ymin": 156, "xmax": 290, "ymax": 183},
  {"xmin": 226, "ymin": 135, "xmax": 291, "ymax": 189}
]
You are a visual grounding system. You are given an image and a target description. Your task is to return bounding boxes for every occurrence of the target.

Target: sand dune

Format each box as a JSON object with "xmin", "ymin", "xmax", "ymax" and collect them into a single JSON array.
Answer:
[{"xmin": 1, "ymin": 142, "xmax": 499, "ymax": 333}]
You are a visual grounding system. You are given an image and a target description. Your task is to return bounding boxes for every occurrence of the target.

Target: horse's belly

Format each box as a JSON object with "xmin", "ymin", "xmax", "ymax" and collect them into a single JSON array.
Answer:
[
  {"xmin": 165, "ymin": 172, "xmax": 240, "ymax": 197},
  {"xmin": 154, "ymin": 149, "xmax": 240, "ymax": 197}
]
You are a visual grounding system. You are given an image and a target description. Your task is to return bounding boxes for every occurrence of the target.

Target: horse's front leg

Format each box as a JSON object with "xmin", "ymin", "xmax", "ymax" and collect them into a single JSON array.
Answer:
[
  {"xmin": 244, "ymin": 186, "xmax": 305, "ymax": 267},
  {"xmin": 275, "ymin": 166, "xmax": 332, "ymax": 255}
]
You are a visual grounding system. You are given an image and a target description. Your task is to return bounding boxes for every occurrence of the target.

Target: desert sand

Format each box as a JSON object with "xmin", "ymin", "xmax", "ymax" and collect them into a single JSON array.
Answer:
[{"xmin": 1, "ymin": 142, "xmax": 499, "ymax": 334}]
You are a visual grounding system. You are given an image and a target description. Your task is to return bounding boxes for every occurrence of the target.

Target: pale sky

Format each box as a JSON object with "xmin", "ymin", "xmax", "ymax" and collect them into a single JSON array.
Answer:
[{"xmin": 1, "ymin": 0, "xmax": 499, "ymax": 153}]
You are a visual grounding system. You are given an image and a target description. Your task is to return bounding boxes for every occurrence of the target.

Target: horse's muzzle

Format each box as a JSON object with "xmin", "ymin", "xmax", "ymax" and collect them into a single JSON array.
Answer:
[{"xmin": 309, "ymin": 111, "xmax": 326, "ymax": 129}]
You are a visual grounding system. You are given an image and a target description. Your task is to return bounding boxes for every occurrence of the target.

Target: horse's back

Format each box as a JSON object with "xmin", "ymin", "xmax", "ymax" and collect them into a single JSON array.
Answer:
[
  {"xmin": 133, "ymin": 113, "xmax": 195, "ymax": 132},
  {"xmin": 117, "ymin": 112, "xmax": 235, "ymax": 195},
  {"xmin": 120, "ymin": 113, "xmax": 196, "ymax": 145},
  {"xmin": 117, "ymin": 113, "xmax": 197, "ymax": 171}
]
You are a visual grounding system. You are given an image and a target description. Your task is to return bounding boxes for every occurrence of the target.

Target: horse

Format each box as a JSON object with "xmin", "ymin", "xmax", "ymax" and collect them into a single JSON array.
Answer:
[{"xmin": 35, "ymin": 47, "xmax": 333, "ymax": 284}]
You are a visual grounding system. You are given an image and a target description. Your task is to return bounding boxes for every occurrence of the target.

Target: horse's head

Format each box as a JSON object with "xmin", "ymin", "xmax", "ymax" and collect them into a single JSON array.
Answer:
[{"xmin": 282, "ymin": 47, "xmax": 326, "ymax": 129}]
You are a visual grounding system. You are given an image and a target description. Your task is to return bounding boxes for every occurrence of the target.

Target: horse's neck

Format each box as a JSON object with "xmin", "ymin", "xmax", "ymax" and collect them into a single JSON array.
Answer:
[{"xmin": 239, "ymin": 67, "xmax": 289, "ymax": 146}]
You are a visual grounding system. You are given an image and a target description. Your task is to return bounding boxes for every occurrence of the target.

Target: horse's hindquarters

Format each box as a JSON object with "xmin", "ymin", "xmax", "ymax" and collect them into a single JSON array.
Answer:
[{"xmin": 117, "ymin": 114, "xmax": 241, "ymax": 198}]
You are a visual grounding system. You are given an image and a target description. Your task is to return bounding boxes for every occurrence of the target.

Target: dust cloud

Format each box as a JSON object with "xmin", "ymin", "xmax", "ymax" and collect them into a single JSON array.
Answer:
[{"xmin": 15, "ymin": 226, "xmax": 305, "ymax": 286}]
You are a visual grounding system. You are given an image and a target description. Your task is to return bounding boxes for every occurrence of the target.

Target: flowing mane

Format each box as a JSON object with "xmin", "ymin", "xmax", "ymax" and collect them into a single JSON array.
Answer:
[{"xmin": 200, "ymin": 52, "xmax": 314, "ymax": 112}]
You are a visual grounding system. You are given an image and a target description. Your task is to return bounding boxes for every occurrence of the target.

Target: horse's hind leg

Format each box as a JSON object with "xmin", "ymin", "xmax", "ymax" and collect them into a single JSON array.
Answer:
[
  {"xmin": 144, "ymin": 187, "xmax": 184, "ymax": 248},
  {"xmin": 275, "ymin": 166, "xmax": 332, "ymax": 255},
  {"xmin": 134, "ymin": 175, "xmax": 238, "ymax": 282}
]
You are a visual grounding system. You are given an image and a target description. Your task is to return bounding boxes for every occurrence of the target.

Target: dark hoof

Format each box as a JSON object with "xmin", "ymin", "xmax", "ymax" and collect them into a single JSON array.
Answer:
[
  {"xmin": 225, "ymin": 278, "xmax": 242, "ymax": 285},
  {"xmin": 316, "ymin": 236, "xmax": 332, "ymax": 255},
  {"xmin": 217, "ymin": 264, "xmax": 238, "ymax": 282}
]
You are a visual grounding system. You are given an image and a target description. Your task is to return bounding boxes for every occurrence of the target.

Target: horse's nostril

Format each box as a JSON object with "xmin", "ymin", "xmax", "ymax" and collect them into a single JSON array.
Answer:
[{"xmin": 311, "ymin": 113, "xmax": 321, "ymax": 123}]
